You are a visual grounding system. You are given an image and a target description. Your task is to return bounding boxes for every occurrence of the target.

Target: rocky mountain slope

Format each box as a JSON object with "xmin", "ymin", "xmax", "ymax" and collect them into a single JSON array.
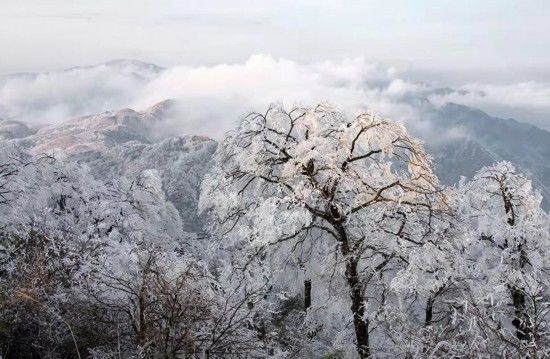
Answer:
[
  {"xmin": 3, "ymin": 100, "xmax": 216, "ymax": 232},
  {"xmin": 427, "ymin": 103, "xmax": 550, "ymax": 207}
]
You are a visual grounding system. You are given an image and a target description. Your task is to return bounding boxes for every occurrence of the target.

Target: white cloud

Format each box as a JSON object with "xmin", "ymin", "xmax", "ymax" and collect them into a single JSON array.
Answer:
[
  {"xmin": 1, "ymin": 55, "xmax": 548, "ymax": 140},
  {"xmin": 0, "ymin": 61, "xmax": 159, "ymax": 126},
  {"xmin": 0, "ymin": 56, "xmax": 423, "ymax": 138},
  {"xmin": 132, "ymin": 55, "xmax": 442, "ymax": 138}
]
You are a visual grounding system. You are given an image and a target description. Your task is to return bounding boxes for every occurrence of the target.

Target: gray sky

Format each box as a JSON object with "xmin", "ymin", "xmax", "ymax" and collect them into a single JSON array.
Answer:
[{"xmin": 2, "ymin": 0, "xmax": 550, "ymax": 77}]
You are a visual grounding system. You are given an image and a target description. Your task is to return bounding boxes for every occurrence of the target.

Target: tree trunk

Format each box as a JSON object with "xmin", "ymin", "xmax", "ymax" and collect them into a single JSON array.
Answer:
[
  {"xmin": 501, "ymin": 191, "xmax": 532, "ymax": 344},
  {"xmin": 304, "ymin": 279, "xmax": 312, "ymax": 311},
  {"xmin": 345, "ymin": 256, "xmax": 370, "ymax": 358},
  {"xmin": 510, "ymin": 286, "xmax": 531, "ymax": 342},
  {"xmin": 424, "ymin": 296, "xmax": 434, "ymax": 327},
  {"xmin": 138, "ymin": 294, "xmax": 147, "ymax": 348},
  {"xmin": 334, "ymin": 221, "xmax": 370, "ymax": 358}
]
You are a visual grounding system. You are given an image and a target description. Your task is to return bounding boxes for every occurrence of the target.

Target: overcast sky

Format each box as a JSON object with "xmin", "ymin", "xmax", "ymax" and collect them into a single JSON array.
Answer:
[{"xmin": 2, "ymin": 0, "xmax": 550, "ymax": 79}]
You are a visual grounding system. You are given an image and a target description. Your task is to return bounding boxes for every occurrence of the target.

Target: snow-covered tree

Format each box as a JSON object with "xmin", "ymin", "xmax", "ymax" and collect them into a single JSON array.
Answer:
[
  {"xmin": 200, "ymin": 104, "xmax": 449, "ymax": 357},
  {"xmin": 0, "ymin": 144, "xmax": 260, "ymax": 358},
  {"xmin": 0, "ymin": 145, "xmax": 113, "ymax": 357},
  {"xmin": 457, "ymin": 161, "xmax": 550, "ymax": 357}
]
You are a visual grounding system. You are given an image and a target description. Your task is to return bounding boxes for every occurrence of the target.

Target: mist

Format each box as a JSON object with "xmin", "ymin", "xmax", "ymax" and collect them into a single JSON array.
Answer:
[{"xmin": 2, "ymin": 55, "xmax": 549, "ymax": 141}]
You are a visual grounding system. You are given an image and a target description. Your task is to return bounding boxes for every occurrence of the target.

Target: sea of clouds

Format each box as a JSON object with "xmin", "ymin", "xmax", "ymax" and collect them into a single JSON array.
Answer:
[{"xmin": 1, "ymin": 55, "xmax": 549, "ymax": 139}]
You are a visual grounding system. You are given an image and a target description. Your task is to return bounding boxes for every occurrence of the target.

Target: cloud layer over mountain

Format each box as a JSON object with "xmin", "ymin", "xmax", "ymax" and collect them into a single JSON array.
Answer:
[{"xmin": 1, "ymin": 56, "xmax": 549, "ymax": 139}]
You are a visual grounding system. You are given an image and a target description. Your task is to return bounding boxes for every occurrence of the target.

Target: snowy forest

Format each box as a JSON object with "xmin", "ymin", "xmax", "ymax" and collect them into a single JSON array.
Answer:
[{"xmin": 1, "ymin": 103, "xmax": 549, "ymax": 358}]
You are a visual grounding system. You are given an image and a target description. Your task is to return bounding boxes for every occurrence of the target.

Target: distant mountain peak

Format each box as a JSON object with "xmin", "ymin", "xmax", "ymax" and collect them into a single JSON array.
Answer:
[
  {"xmin": 64, "ymin": 59, "xmax": 165, "ymax": 73},
  {"xmin": 143, "ymin": 99, "xmax": 177, "ymax": 118},
  {"xmin": 101, "ymin": 59, "xmax": 165, "ymax": 72}
]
